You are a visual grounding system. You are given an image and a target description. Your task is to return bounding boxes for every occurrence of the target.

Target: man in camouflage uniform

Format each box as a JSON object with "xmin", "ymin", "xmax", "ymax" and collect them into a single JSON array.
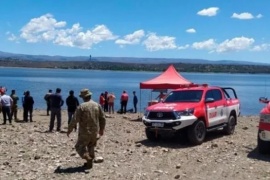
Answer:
[
  {"xmin": 67, "ymin": 89, "xmax": 106, "ymax": 169},
  {"xmin": 10, "ymin": 90, "xmax": 19, "ymax": 120}
]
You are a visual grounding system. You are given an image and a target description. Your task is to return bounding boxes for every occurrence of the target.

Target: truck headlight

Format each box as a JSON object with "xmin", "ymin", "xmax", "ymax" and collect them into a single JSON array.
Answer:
[{"xmin": 174, "ymin": 108, "xmax": 194, "ymax": 118}]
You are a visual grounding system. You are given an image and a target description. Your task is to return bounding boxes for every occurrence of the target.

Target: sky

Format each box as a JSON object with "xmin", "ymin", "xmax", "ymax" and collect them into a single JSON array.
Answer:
[{"xmin": 1, "ymin": 0, "xmax": 270, "ymax": 63}]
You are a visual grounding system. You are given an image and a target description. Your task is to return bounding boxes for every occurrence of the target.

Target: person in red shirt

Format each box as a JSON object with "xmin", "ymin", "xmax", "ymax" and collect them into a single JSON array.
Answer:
[
  {"xmin": 99, "ymin": 93, "xmax": 105, "ymax": 110},
  {"xmin": 120, "ymin": 90, "xmax": 128, "ymax": 114}
]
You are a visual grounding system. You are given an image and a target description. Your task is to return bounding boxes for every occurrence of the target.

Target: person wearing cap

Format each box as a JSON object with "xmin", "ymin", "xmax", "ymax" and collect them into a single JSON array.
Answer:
[
  {"xmin": 0, "ymin": 88, "xmax": 13, "ymax": 124},
  {"xmin": 10, "ymin": 89, "xmax": 19, "ymax": 121},
  {"xmin": 67, "ymin": 89, "xmax": 106, "ymax": 169},
  {"xmin": 49, "ymin": 88, "xmax": 64, "ymax": 132}
]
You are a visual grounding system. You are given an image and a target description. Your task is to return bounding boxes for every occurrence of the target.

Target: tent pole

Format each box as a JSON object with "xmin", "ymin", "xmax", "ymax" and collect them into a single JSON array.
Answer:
[{"xmin": 140, "ymin": 89, "xmax": 142, "ymax": 118}]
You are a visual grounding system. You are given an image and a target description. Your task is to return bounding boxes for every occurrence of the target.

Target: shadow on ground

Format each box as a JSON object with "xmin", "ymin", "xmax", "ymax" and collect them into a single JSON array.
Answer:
[
  {"xmin": 54, "ymin": 165, "xmax": 87, "ymax": 174},
  {"xmin": 247, "ymin": 147, "xmax": 270, "ymax": 162},
  {"xmin": 137, "ymin": 130, "xmax": 226, "ymax": 149},
  {"xmin": 34, "ymin": 130, "xmax": 67, "ymax": 134},
  {"xmin": 14, "ymin": 119, "xmax": 26, "ymax": 123}
]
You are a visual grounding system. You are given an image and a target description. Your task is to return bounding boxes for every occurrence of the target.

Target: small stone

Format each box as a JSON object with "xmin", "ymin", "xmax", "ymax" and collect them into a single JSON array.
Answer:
[
  {"xmin": 162, "ymin": 148, "xmax": 169, "ymax": 152},
  {"xmin": 94, "ymin": 156, "xmax": 104, "ymax": 163},
  {"xmin": 242, "ymin": 127, "xmax": 248, "ymax": 130},
  {"xmin": 175, "ymin": 175, "xmax": 180, "ymax": 179},
  {"xmin": 176, "ymin": 164, "xmax": 181, "ymax": 169},
  {"xmin": 34, "ymin": 155, "xmax": 41, "ymax": 160},
  {"xmin": 3, "ymin": 161, "xmax": 9, "ymax": 166},
  {"xmin": 135, "ymin": 143, "xmax": 142, "ymax": 147},
  {"xmin": 211, "ymin": 143, "xmax": 218, "ymax": 148},
  {"xmin": 154, "ymin": 170, "xmax": 163, "ymax": 174}
]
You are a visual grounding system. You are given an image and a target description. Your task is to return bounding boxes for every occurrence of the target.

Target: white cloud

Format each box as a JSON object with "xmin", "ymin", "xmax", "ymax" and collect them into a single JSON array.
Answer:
[
  {"xmin": 115, "ymin": 30, "xmax": 145, "ymax": 46},
  {"xmin": 231, "ymin": 12, "xmax": 253, "ymax": 20},
  {"xmin": 251, "ymin": 44, "xmax": 270, "ymax": 51},
  {"xmin": 6, "ymin": 31, "xmax": 19, "ymax": 42},
  {"xmin": 20, "ymin": 13, "xmax": 66, "ymax": 42},
  {"xmin": 256, "ymin": 14, "xmax": 263, "ymax": 19},
  {"xmin": 192, "ymin": 39, "xmax": 216, "ymax": 50},
  {"xmin": 178, "ymin": 44, "xmax": 190, "ymax": 50},
  {"xmin": 231, "ymin": 12, "xmax": 262, "ymax": 20},
  {"xmin": 54, "ymin": 24, "xmax": 117, "ymax": 49},
  {"xmin": 186, "ymin": 28, "xmax": 196, "ymax": 33},
  {"xmin": 19, "ymin": 14, "xmax": 117, "ymax": 49},
  {"xmin": 216, "ymin": 36, "xmax": 254, "ymax": 53},
  {"xmin": 197, "ymin": 7, "xmax": 219, "ymax": 17},
  {"xmin": 143, "ymin": 33, "xmax": 177, "ymax": 51}
]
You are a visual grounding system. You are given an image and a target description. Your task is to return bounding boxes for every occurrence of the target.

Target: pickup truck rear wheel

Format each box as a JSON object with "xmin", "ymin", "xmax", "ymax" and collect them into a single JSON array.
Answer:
[
  {"xmin": 258, "ymin": 130, "xmax": 270, "ymax": 154},
  {"xmin": 223, "ymin": 115, "xmax": 236, "ymax": 135},
  {"xmin": 145, "ymin": 128, "xmax": 159, "ymax": 141},
  {"xmin": 188, "ymin": 120, "xmax": 206, "ymax": 145}
]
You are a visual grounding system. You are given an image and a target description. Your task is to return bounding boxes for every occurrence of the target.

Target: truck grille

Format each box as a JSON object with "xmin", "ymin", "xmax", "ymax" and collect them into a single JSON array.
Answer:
[{"xmin": 147, "ymin": 112, "xmax": 176, "ymax": 120}]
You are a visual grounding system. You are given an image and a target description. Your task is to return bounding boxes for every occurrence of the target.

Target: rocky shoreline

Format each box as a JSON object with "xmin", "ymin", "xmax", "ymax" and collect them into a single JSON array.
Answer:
[{"xmin": 0, "ymin": 110, "xmax": 269, "ymax": 180}]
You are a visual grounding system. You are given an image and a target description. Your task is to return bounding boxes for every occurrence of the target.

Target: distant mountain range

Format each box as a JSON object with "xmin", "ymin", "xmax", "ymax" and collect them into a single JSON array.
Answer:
[{"xmin": 0, "ymin": 50, "xmax": 268, "ymax": 65}]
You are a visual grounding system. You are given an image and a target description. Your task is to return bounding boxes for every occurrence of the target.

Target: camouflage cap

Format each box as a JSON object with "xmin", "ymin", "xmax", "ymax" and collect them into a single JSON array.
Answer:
[{"xmin": 79, "ymin": 89, "xmax": 92, "ymax": 98}]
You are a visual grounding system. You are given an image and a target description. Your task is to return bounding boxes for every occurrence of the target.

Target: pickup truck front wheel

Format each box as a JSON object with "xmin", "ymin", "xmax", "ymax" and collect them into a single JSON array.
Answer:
[{"xmin": 188, "ymin": 120, "xmax": 206, "ymax": 145}]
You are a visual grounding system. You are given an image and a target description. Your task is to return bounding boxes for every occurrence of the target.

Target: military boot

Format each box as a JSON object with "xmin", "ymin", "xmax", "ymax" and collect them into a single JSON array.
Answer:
[{"xmin": 83, "ymin": 154, "xmax": 93, "ymax": 169}]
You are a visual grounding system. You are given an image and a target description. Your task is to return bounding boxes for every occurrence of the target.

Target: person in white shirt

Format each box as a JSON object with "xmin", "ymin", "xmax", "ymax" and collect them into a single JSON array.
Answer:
[{"xmin": 0, "ymin": 87, "xmax": 13, "ymax": 124}]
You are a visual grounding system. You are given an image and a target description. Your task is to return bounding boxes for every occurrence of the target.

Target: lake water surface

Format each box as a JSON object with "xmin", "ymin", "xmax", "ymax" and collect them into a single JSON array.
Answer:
[{"xmin": 0, "ymin": 67, "xmax": 269, "ymax": 116}]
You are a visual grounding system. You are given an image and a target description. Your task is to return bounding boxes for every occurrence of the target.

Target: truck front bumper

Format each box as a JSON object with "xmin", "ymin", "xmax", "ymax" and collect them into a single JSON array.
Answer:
[{"xmin": 142, "ymin": 115, "xmax": 197, "ymax": 131}]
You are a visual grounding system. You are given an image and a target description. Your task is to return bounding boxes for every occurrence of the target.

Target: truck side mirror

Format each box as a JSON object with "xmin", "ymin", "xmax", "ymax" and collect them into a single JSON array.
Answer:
[
  {"xmin": 205, "ymin": 98, "xmax": 215, "ymax": 103},
  {"xmin": 259, "ymin": 97, "xmax": 268, "ymax": 103}
]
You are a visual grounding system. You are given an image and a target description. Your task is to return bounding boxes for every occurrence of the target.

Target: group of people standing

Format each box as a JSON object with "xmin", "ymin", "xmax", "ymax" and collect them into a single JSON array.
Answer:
[
  {"xmin": 2, "ymin": 86, "xmax": 106, "ymax": 170},
  {"xmin": 99, "ymin": 91, "xmax": 116, "ymax": 114},
  {"xmin": 44, "ymin": 88, "xmax": 79, "ymax": 132},
  {"xmin": 99, "ymin": 90, "xmax": 138, "ymax": 114},
  {"xmin": 0, "ymin": 87, "xmax": 34, "ymax": 124}
]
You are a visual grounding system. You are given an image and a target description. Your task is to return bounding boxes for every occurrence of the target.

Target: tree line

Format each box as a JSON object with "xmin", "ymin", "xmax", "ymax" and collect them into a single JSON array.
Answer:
[{"xmin": 1, "ymin": 58, "xmax": 270, "ymax": 74}]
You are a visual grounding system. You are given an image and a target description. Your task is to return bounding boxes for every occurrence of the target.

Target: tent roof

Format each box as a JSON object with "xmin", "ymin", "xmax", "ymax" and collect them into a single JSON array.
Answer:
[{"xmin": 140, "ymin": 65, "xmax": 195, "ymax": 89}]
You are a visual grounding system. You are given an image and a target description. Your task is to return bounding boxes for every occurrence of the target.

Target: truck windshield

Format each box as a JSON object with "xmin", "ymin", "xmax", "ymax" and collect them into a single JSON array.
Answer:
[{"xmin": 164, "ymin": 90, "xmax": 203, "ymax": 103}]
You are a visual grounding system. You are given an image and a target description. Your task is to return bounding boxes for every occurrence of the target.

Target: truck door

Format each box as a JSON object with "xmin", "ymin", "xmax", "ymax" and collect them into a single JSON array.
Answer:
[{"xmin": 205, "ymin": 89, "xmax": 226, "ymax": 127}]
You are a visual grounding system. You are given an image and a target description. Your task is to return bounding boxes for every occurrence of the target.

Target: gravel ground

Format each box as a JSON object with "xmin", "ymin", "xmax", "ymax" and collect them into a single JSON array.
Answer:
[{"xmin": 0, "ymin": 109, "xmax": 270, "ymax": 180}]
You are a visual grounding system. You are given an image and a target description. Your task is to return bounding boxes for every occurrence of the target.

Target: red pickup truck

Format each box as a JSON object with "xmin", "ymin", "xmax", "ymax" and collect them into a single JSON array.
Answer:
[{"xmin": 142, "ymin": 85, "xmax": 240, "ymax": 145}]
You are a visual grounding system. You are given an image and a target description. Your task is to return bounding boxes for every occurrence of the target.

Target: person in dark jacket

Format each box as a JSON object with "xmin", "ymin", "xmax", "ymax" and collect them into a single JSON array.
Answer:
[
  {"xmin": 66, "ymin": 90, "xmax": 79, "ymax": 125},
  {"xmin": 104, "ymin": 91, "xmax": 109, "ymax": 112},
  {"xmin": 49, "ymin": 88, "xmax": 64, "ymax": 132},
  {"xmin": 133, "ymin": 91, "xmax": 138, "ymax": 113},
  {"xmin": 44, "ymin": 89, "xmax": 52, "ymax": 116},
  {"xmin": 23, "ymin": 91, "xmax": 34, "ymax": 122}
]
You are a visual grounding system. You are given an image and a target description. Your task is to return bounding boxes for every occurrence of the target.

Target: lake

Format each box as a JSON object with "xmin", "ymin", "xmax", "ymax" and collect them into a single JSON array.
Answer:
[{"xmin": 0, "ymin": 67, "xmax": 269, "ymax": 116}]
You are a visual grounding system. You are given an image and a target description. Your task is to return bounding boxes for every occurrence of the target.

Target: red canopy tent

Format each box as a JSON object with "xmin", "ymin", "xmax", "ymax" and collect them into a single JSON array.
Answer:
[
  {"xmin": 139, "ymin": 65, "xmax": 197, "ymax": 112},
  {"xmin": 140, "ymin": 64, "xmax": 195, "ymax": 89}
]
